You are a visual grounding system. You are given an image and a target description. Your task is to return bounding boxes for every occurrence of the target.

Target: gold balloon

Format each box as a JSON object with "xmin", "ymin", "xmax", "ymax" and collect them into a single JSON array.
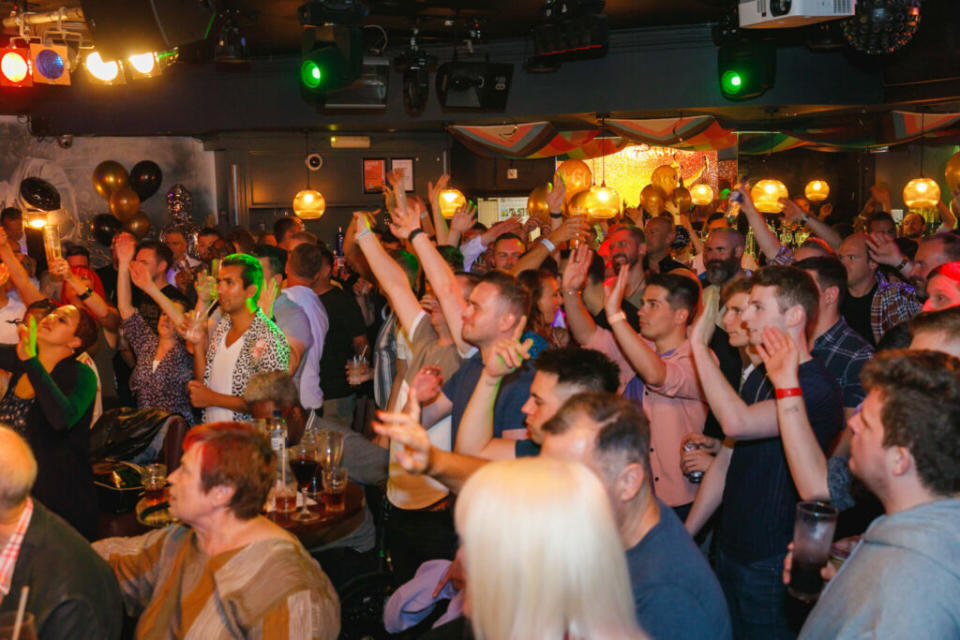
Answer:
[
  {"xmin": 92, "ymin": 160, "xmax": 129, "ymax": 200},
  {"xmin": 672, "ymin": 185, "xmax": 692, "ymax": 212},
  {"xmin": 109, "ymin": 186, "xmax": 141, "ymax": 221},
  {"xmin": 123, "ymin": 211, "xmax": 151, "ymax": 238},
  {"xmin": 946, "ymin": 152, "xmax": 960, "ymax": 193},
  {"xmin": 556, "ymin": 159, "xmax": 593, "ymax": 206},
  {"xmin": 640, "ymin": 184, "xmax": 667, "ymax": 216},
  {"xmin": 527, "ymin": 185, "xmax": 551, "ymax": 224},
  {"xmin": 651, "ymin": 165, "xmax": 678, "ymax": 196},
  {"xmin": 750, "ymin": 179, "xmax": 789, "ymax": 214}
]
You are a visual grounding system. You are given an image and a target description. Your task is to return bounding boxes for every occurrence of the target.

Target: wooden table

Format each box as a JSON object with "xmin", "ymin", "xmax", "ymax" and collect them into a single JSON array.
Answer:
[{"xmin": 266, "ymin": 482, "xmax": 366, "ymax": 548}]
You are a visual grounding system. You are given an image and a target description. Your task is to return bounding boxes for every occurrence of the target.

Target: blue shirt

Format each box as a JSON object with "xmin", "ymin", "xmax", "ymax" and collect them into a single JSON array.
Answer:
[
  {"xmin": 811, "ymin": 317, "xmax": 874, "ymax": 409},
  {"xmin": 627, "ymin": 500, "xmax": 732, "ymax": 640},
  {"xmin": 441, "ymin": 353, "xmax": 533, "ymax": 444},
  {"xmin": 718, "ymin": 359, "xmax": 844, "ymax": 563}
]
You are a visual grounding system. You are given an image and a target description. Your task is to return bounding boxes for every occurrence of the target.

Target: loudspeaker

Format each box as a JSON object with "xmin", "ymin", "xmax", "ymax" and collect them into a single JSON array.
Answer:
[
  {"xmin": 80, "ymin": 0, "xmax": 215, "ymax": 61},
  {"xmin": 435, "ymin": 62, "xmax": 513, "ymax": 111}
]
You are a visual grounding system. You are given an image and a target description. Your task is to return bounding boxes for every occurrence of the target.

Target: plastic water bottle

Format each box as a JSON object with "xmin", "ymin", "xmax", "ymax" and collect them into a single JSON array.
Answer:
[{"xmin": 268, "ymin": 410, "xmax": 287, "ymax": 458}]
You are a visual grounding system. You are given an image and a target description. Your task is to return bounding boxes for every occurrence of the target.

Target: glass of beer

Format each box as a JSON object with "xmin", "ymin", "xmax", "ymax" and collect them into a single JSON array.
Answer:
[
  {"xmin": 141, "ymin": 463, "xmax": 167, "ymax": 505},
  {"xmin": 322, "ymin": 467, "xmax": 348, "ymax": 512},
  {"xmin": 42, "ymin": 224, "xmax": 61, "ymax": 265},
  {"xmin": 318, "ymin": 429, "xmax": 344, "ymax": 469},
  {"xmin": 788, "ymin": 501, "xmax": 839, "ymax": 602}
]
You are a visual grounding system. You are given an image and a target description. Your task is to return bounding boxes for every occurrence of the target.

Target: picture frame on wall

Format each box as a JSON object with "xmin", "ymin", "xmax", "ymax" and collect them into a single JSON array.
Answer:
[
  {"xmin": 362, "ymin": 158, "xmax": 387, "ymax": 194},
  {"xmin": 391, "ymin": 158, "xmax": 415, "ymax": 191}
]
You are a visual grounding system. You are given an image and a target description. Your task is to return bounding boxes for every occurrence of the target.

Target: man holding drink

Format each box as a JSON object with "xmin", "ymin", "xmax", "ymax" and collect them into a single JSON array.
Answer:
[{"xmin": 791, "ymin": 350, "xmax": 960, "ymax": 639}]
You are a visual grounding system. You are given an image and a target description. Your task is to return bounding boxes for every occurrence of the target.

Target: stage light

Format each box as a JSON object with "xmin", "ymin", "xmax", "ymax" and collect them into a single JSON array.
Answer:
[
  {"xmin": 0, "ymin": 48, "xmax": 33, "ymax": 87},
  {"xmin": 30, "ymin": 43, "xmax": 70, "ymax": 85},
  {"xmin": 85, "ymin": 51, "xmax": 125, "ymax": 84},
  {"xmin": 301, "ymin": 60, "xmax": 322, "ymax": 89},
  {"xmin": 300, "ymin": 25, "xmax": 363, "ymax": 96},
  {"xmin": 128, "ymin": 52, "xmax": 157, "ymax": 75},
  {"xmin": 718, "ymin": 42, "xmax": 775, "ymax": 100}
]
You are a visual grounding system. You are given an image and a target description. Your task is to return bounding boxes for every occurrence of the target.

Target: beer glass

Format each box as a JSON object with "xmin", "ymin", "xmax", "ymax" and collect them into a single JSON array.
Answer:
[{"xmin": 788, "ymin": 501, "xmax": 839, "ymax": 601}]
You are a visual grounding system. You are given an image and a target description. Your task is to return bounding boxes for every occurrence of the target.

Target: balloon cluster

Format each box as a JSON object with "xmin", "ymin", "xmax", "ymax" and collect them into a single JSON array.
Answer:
[
  {"xmin": 526, "ymin": 159, "xmax": 596, "ymax": 221},
  {"xmin": 90, "ymin": 160, "xmax": 163, "ymax": 244}
]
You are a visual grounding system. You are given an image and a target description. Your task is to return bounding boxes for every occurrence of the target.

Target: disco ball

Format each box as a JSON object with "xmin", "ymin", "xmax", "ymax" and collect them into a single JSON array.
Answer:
[{"xmin": 843, "ymin": 0, "xmax": 921, "ymax": 55}]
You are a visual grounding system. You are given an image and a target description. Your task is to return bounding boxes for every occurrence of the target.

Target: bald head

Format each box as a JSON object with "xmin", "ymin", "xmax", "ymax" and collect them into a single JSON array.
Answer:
[{"xmin": 0, "ymin": 427, "xmax": 37, "ymax": 510}]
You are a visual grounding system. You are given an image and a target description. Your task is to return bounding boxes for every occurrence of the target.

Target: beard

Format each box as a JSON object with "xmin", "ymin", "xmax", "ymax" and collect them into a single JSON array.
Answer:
[
  {"xmin": 705, "ymin": 256, "xmax": 740, "ymax": 286},
  {"xmin": 612, "ymin": 252, "xmax": 637, "ymax": 274}
]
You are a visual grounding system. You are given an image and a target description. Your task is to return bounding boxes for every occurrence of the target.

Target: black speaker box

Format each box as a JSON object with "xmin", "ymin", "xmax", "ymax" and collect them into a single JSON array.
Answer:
[{"xmin": 80, "ymin": 0, "xmax": 215, "ymax": 61}]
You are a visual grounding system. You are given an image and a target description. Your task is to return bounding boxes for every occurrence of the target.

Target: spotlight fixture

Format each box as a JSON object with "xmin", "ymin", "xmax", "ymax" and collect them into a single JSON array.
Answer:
[
  {"xmin": 528, "ymin": 0, "xmax": 609, "ymax": 70},
  {"xmin": 29, "ymin": 43, "xmax": 70, "ymax": 86},
  {"xmin": 718, "ymin": 41, "xmax": 776, "ymax": 100},
  {"xmin": 216, "ymin": 9, "xmax": 251, "ymax": 71},
  {"xmin": 435, "ymin": 59, "xmax": 513, "ymax": 111},
  {"xmin": 84, "ymin": 50, "xmax": 126, "ymax": 84},
  {"xmin": 394, "ymin": 30, "xmax": 436, "ymax": 117},
  {"xmin": 300, "ymin": 25, "xmax": 364, "ymax": 96},
  {"xmin": 0, "ymin": 47, "xmax": 33, "ymax": 87}
]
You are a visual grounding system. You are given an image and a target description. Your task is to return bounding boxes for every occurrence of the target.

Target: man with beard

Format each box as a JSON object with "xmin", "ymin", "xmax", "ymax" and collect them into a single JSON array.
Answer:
[
  {"xmin": 574, "ymin": 224, "xmax": 645, "ymax": 332},
  {"xmin": 700, "ymin": 229, "xmax": 748, "ymax": 289}
]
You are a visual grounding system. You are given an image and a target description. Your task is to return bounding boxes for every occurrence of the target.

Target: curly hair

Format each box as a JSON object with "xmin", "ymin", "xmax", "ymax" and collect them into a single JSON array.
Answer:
[{"xmin": 860, "ymin": 350, "xmax": 960, "ymax": 496}]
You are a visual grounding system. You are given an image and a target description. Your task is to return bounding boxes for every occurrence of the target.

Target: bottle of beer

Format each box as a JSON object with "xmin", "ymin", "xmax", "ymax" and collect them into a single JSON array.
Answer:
[{"xmin": 335, "ymin": 227, "xmax": 345, "ymax": 257}]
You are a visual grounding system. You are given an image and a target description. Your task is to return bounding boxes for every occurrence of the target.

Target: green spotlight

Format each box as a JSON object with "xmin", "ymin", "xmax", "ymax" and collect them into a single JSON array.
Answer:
[
  {"xmin": 301, "ymin": 60, "xmax": 322, "ymax": 89},
  {"xmin": 717, "ymin": 42, "xmax": 776, "ymax": 101},
  {"xmin": 721, "ymin": 70, "xmax": 743, "ymax": 95}
]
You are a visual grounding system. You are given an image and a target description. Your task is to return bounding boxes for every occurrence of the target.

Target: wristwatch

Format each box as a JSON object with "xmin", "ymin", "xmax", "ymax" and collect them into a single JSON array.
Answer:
[
  {"xmin": 77, "ymin": 287, "xmax": 93, "ymax": 301},
  {"xmin": 895, "ymin": 258, "xmax": 910, "ymax": 273}
]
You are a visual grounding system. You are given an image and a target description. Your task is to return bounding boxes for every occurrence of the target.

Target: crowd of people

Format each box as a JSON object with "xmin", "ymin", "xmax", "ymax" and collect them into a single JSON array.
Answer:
[{"xmin": 0, "ymin": 168, "xmax": 959, "ymax": 640}]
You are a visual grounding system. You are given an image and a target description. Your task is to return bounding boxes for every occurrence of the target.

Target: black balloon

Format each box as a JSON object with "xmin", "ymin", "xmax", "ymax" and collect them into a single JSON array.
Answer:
[
  {"xmin": 129, "ymin": 161, "xmax": 163, "ymax": 201},
  {"xmin": 92, "ymin": 213, "xmax": 123, "ymax": 247},
  {"xmin": 20, "ymin": 177, "xmax": 61, "ymax": 211}
]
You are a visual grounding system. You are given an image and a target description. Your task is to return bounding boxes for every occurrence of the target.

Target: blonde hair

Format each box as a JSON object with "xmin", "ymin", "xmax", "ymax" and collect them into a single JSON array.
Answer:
[
  {"xmin": 0, "ymin": 426, "xmax": 37, "ymax": 510},
  {"xmin": 455, "ymin": 458, "xmax": 642, "ymax": 640}
]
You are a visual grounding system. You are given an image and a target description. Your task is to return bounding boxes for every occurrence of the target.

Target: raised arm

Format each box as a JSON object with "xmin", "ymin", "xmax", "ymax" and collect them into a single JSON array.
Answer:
[
  {"xmin": 49, "ymin": 258, "xmax": 120, "ymax": 331},
  {"xmin": 0, "ymin": 227, "xmax": 42, "ymax": 306},
  {"xmin": 736, "ymin": 184, "xmax": 783, "ymax": 262},
  {"xmin": 757, "ymin": 327, "xmax": 830, "ymax": 501},
  {"xmin": 427, "ymin": 174, "xmax": 452, "ymax": 246},
  {"xmin": 353, "ymin": 210, "xmax": 424, "ymax": 335},
  {"xmin": 780, "ymin": 198, "xmax": 841, "ymax": 250},
  {"xmin": 115, "ymin": 234, "xmax": 137, "ymax": 320},
  {"xmin": 510, "ymin": 217, "xmax": 590, "ymax": 276},
  {"xmin": 604, "ymin": 266, "xmax": 667, "ymax": 386},
  {"xmin": 560, "ymin": 243, "xmax": 600, "ymax": 345},
  {"xmin": 689, "ymin": 289, "xmax": 778, "ymax": 439},
  {"xmin": 389, "ymin": 199, "xmax": 473, "ymax": 355},
  {"xmin": 455, "ymin": 321, "xmax": 531, "ymax": 460}
]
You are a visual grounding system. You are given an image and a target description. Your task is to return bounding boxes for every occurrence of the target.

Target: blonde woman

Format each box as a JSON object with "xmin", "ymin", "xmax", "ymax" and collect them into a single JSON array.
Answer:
[{"xmin": 455, "ymin": 457, "xmax": 644, "ymax": 640}]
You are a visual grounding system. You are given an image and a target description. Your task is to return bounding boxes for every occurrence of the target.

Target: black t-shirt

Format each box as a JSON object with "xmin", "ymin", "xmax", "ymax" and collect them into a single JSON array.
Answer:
[
  {"xmin": 133, "ymin": 285, "xmax": 189, "ymax": 333},
  {"xmin": 840, "ymin": 283, "xmax": 877, "ymax": 346},
  {"xmin": 96, "ymin": 264, "xmax": 118, "ymax": 304},
  {"xmin": 319, "ymin": 285, "xmax": 367, "ymax": 400},
  {"xmin": 717, "ymin": 359, "xmax": 844, "ymax": 563}
]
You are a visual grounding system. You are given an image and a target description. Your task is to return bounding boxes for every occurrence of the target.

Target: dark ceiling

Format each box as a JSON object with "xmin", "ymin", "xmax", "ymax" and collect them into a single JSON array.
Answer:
[{"xmin": 4, "ymin": 0, "xmax": 732, "ymax": 56}]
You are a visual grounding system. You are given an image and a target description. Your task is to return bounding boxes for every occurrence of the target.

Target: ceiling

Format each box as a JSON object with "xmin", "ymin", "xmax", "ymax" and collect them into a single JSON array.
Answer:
[{"xmin": 3, "ymin": 0, "xmax": 732, "ymax": 57}]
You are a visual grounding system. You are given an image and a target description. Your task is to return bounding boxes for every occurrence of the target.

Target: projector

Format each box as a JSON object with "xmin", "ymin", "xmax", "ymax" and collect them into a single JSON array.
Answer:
[{"xmin": 739, "ymin": 0, "xmax": 855, "ymax": 29}]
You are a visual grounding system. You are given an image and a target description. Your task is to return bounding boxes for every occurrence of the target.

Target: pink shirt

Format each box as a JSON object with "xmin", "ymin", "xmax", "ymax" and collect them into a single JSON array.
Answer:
[{"xmin": 585, "ymin": 329, "xmax": 708, "ymax": 507}]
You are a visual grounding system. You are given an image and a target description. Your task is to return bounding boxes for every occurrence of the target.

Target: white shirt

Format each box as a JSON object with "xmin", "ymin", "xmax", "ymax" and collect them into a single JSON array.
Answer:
[
  {"xmin": 204, "ymin": 329, "xmax": 244, "ymax": 423},
  {"xmin": 0, "ymin": 297, "xmax": 25, "ymax": 345},
  {"xmin": 280, "ymin": 286, "xmax": 329, "ymax": 410}
]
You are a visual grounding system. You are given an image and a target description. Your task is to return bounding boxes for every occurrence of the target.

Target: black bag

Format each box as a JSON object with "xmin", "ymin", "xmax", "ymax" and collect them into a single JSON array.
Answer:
[{"xmin": 89, "ymin": 407, "xmax": 173, "ymax": 463}]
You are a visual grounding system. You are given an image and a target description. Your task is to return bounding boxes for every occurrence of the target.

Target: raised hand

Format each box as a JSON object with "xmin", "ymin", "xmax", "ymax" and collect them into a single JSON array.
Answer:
[
  {"xmin": 387, "ymin": 194, "xmax": 421, "ymax": 240},
  {"xmin": 690, "ymin": 285, "xmax": 720, "ymax": 347},
  {"xmin": 128, "ymin": 261, "xmax": 156, "ymax": 292},
  {"xmin": 779, "ymin": 197, "xmax": 805, "ymax": 222},
  {"xmin": 195, "ymin": 268, "xmax": 217, "ymax": 305},
  {"xmin": 756, "ymin": 326, "xmax": 800, "ymax": 390},
  {"xmin": 258, "ymin": 277, "xmax": 280, "ymax": 317},
  {"xmin": 428, "ymin": 174, "xmax": 451, "ymax": 211},
  {"xmin": 603, "ymin": 263, "xmax": 629, "ymax": 317},
  {"xmin": 864, "ymin": 231, "xmax": 905, "ymax": 267},
  {"xmin": 16, "ymin": 315, "xmax": 37, "ymax": 361},
  {"xmin": 561, "ymin": 243, "xmax": 592, "ymax": 293},
  {"xmin": 372, "ymin": 396, "xmax": 430, "ymax": 474},
  {"xmin": 410, "ymin": 365, "xmax": 444, "ymax": 404},
  {"xmin": 484, "ymin": 317, "xmax": 532, "ymax": 378},
  {"xmin": 550, "ymin": 217, "xmax": 591, "ymax": 246},
  {"xmin": 450, "ymin": 202, "xmax": 477, "ymax": 234},
  {"xmin": 115, "ymin": 232, "xmax": 136, "ymax": 265},
  {"xmin": 47, "ymin": 257, "xmax": 71, "ymax": 281},
  {"xmin": 545, "ymin": 173, "xmax": 566, "ymax": 213}
]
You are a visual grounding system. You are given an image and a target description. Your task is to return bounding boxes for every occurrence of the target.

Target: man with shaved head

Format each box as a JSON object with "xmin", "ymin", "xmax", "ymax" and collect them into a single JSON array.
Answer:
[
  {"xmin": 644, "ymin": 216, "xmax": 687, "ymax": 274},
  {"xmin": 838, "ymin": 233, "xmax": 920, "ymax": 345},
  {"xmin": 0, "ymin": 427, "xmax": 122, "ymax": 638},
  {"xmin": 701, "ymin": 228, "xmax": 747, "ymax": 288}
]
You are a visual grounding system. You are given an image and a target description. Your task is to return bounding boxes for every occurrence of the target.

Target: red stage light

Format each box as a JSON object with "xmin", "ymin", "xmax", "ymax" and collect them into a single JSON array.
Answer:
[{"xmin": 0, "ymin": 48, "xmax": 33, "ymax": 87}]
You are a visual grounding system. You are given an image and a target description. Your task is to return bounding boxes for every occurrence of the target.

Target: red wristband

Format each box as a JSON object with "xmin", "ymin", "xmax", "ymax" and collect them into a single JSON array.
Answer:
[{"xmin": 775, "ymin": 387, "xmax": 803, "ymax": 399}]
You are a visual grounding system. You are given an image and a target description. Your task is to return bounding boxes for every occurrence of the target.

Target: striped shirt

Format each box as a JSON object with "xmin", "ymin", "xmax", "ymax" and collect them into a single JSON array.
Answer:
[{"xmin": 94, "ymin": 524, "xmax": 339, "ymax": 639}]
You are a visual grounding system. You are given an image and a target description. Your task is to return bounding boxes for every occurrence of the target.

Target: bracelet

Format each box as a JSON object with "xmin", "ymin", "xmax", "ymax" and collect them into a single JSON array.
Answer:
[
  {"xmin": 608, "ymin": 311, "xmax": 627, "ymax": 325},
  {"xmin": 77, "ymin": 287, "xmax": 93, "ymax": 301},
  {"xmin": 775, "ymin": 387, "xmax": 803, "ymax": 399},
  {"xmin": 563, "ymin": 289, "xmax": 581, "ymax": 297},
  {"xmin": 408, "ymin": 229, "xmax": 425, "ymax": 243},
  {"xmin": 895, "ymin": 258, "xmax": 910, "ymax": 273},
  {"xmin": 541, "ymin": 238, "xmax": 556, "ymax": 253},
  {"xmin": 550, "ymin": 212, "xmax": 563, "ymax": 218},
  {"xmin": 800, "ymin": 214, "xmax": 809, "ymax": 225},
  {"xmin": 356, "ymin": 227, "xmax": 372, "ymax": 241},
  {"xmin": 420, "ymin": 211, "xmax": 429, "ymax": 219}
]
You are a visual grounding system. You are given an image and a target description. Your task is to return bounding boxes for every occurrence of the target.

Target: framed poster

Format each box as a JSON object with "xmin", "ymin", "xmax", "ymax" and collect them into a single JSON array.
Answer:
[
  {"xmin": 362, "ymin": 158, "xmax": 387, "ymax": 194},
  {"xmin": 391, "ymin": 158, "xmax": 415, "ymax": 191}
]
